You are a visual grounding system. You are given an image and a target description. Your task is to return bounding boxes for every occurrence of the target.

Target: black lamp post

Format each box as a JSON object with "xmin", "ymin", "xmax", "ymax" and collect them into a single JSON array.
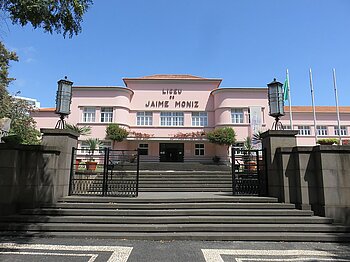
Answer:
[
  {"xmin": 267, "ymin": 78, "xmax": 285, "ymax": 130},
  {"xmin": 55, "ymin": 76, "xmax": 73, "ymax": 129}
]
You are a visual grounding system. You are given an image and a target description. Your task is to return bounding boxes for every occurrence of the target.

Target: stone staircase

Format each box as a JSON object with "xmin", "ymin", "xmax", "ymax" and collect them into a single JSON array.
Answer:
[
  {"xmin": 140, "ymin": 162, "xmax": 232, "ymax": 192},
  {"xmin": 0, "ymin": 194, "xmax": 349, "ymax": 241},
  {"xmin": 1, "ymin": 162, "xmax": 349, "ymax": 241}
]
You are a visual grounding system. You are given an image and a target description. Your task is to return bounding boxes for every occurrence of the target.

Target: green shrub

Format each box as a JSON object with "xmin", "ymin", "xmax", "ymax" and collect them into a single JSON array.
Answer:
[{"xmin": 317, "ymin": 138, "xmax": 339, "ymax": 145}]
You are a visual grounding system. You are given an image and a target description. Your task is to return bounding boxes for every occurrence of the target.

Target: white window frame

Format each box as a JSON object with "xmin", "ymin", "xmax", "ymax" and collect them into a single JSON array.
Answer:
[
  {"xmin": 297, "ymin": 126, "xmax": 311, "ymax": 136},
  {"xmin": 160, "ymin": 112, "xmax": 184, "ymax": 126},
  {"xmin": 82, "ymin": 107, "xmax": 96, "ymax": 123},
  {"xmin": 192, "ymin": 112, "xmax": 208, "ymax": 126},
  {"xmin": 231, "ymin": 108, "xmax": 244, "ymax": 124},
  {"xmin": 317, "ymin": 126, "xmax": 328, "ymax": 136},
  {"xmin": 334, "ymin": 126, "xmax": 347, "ymax": 136},
  {"xmin": 137, "ymin": 112, "xmax": 153, "ymax": 126},
  {"xmin": 101, "ymin": 107, "xmax": 113, "ymax": 123},
  {"xmin": 195, "ymin": 143, "xmax": 205, "ymax": 156}
]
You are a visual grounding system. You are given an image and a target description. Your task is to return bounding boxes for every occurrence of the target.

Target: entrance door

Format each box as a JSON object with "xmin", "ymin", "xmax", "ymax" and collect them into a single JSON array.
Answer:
[{"xmin": 159, "ymin": 143, "xmax": 184, "ymax": 162}]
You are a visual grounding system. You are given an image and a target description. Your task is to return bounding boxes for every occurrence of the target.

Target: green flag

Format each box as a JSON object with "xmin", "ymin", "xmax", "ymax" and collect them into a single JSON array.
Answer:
[{"xmin": 283, "ymin": 77, "xmax": 289, "ymax": 101}]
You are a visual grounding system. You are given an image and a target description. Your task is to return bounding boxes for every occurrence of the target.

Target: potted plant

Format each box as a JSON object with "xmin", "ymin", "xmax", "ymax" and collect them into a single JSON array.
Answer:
[
  {"xmin": 85, "ymin": 138, "xmax": 103, "ymax": 171},
  {"xmin": 243, "ymin": 136, "xmax": 256, "ymax": 171},
  {"xmin": 317, "ymin": 138, "xmax": 339, "ymax": 145}
]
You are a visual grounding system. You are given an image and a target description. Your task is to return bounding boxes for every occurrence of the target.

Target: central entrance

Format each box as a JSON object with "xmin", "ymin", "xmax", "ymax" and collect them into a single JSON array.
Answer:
[{"xmin": 159, "ymin": 143, "xmax": 184, "ymax": 162}]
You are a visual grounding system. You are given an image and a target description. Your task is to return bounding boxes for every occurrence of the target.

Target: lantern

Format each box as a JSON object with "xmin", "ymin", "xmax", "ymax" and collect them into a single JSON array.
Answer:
[
  {"xmin": 267, "ymin": 78, "xmax": 285, "ymax": 130},
  {"xmin": 55, "ymin": 77, "xmax": 73, "ymax": 129}
]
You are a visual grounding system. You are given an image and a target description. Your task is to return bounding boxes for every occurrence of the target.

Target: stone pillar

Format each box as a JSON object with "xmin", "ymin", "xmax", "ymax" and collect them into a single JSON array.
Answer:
[
  {"xmin": 261, "ymin": 130, "xmax": 298, "ymax": 202},
  {"xmin": 41, "ymin": 129, "xmax": 79, "ymax": 199}
]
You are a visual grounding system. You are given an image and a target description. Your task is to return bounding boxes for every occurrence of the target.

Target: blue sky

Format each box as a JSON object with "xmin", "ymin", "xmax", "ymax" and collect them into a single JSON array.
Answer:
[{"xmin": 3, "ymin": 0, "xmax": 350, "ymax": 107}]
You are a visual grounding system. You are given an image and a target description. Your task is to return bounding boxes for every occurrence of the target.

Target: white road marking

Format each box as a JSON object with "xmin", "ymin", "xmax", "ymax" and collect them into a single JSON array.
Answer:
[
  {"xmin": 0, "ymin": 251, "xmax": 98, "ymax": 262},
  {"xmin": 201, "ymin": 249, "xmax": 349, "ymax": 262},
  {"xmin": 0, "ymin": 243, "xmax": 133, "ymax": 262}
]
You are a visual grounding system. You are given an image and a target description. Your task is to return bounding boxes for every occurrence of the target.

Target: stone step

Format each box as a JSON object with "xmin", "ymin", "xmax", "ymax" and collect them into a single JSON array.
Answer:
[
  {"xmin": 41, "ymin": 202, "xmax": 296, "ymax": 210},
  {"xmin": 58, "ymin": 196, "xmax": 279, "ymax": 203},
  {"xmin": 0, "ymin": 215, "xmax": 333, "ymax": 224},
  {"xmin": 139, "ymin": 188, "xmax": 232, "ymax": 192},
  {"xmin": 139, "ymin": 184, "xmax": 232, "ymax": 188},
  {"xmin": 1, "ymin": 223, "xmax": 347, "ymax": 233},
  {"xmin": 139, "ymin": 177, "xmax": 232, "ymax": 184},
  {"xmin": 0, "ymin": 231, "xmax": 349, "ymax": 242},
  {"xmin": 20, "ymin": 208, "xmax": 314, "ymax": 216}
]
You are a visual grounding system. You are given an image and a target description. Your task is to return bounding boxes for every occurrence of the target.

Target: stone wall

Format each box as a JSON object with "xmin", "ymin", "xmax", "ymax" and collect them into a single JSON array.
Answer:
[
  {"xmin": 262, "ymin": 130, "xmax": 350, "ymax": 225},
  {"xmin": 0, "ymin": 129, "xmax": 78, "ymax": 216}
]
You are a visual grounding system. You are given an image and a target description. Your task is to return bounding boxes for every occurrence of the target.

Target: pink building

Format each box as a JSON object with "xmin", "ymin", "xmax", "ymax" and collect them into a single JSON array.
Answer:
[{"xmin": 32, "ymin": 74, "xmax": 350, "ymax": 162}]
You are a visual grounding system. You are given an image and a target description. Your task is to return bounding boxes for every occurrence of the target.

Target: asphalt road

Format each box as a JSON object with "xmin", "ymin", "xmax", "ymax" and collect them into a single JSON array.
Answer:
[{"xmin": 0, "ymin": 237, "xmax": 349, "ymax": 262}]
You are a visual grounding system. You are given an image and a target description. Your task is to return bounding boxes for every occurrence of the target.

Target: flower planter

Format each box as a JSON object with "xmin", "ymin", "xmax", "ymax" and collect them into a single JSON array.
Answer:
[
  {"xmin": 86, "ymin": 161, "xmax": 98, "ymax": 171},
  {"xmin": 75, "ymin": 159, "xmax": 82, "ymax": 170}
]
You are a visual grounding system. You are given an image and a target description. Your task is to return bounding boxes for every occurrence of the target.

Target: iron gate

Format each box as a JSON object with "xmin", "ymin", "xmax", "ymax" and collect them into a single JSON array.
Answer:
[
  {"xmin": 69, "ymin": 147, "xmax": 140, "ymax": 197},
  {"xmin": 231, "ymin": 148, "xmax": 267, "ymax": 196}
]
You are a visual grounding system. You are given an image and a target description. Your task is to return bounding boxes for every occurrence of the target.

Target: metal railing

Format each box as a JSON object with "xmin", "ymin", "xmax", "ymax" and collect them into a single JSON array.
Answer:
[
  {"xmin": 231, "ymin": 148, "xmax": 267, "ymax": 196},
  {"xmin": 69, "ymin": 147, "xmax": 140, "ymax": 197}
]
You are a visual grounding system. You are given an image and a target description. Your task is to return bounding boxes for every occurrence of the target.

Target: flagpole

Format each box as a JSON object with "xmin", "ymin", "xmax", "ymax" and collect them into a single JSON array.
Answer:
[
  {"xmin": 309, "ymin": 68, "xmax": 318, "ymax": 144},
  {"xmin": 332, "ymin": 68, "xmax": 342, "ymax": 145},
  {"xmin": 286, "ymin": 69, "xmax": 293, "ymax": 129}
]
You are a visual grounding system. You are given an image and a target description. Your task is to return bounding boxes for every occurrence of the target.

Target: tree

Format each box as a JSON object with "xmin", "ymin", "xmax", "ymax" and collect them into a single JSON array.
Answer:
[
  {"xmin": 243, "ymin": 136, "xmax": 253, "ymax": 151},
  {"xmin": 0, "ymin": 0, "xmax": 93, "ymax": 38},
  {"xmin": 85, "ymin": 137, "xmax": 102, "ymax": 159},
  {"xmin": 1, "ymin": 97, "xmax": 41, "ymax": 144},
  {"xmin": 0, "ymin": 41, "xmax": 18, "ymax": 99},
  {"xmin": 0, "ymin": 0, "xmax": 93, "ymax": 144},
  {"xmin": 206, "ymin": 127, "xmax": 236, "ymax": 148},
  {"xmin": 105, "ymin": 124, "xmax": 129, "ymax": 148},
  {"xmin": 65, "ymin": 123, "xmax": 91, "ymax": 136}
]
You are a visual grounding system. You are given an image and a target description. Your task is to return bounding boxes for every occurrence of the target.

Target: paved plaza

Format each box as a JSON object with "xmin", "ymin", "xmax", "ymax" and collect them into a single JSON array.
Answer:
[{"xmin": 0, "ymin": 237, "xmax": 349, "ymax": 262}]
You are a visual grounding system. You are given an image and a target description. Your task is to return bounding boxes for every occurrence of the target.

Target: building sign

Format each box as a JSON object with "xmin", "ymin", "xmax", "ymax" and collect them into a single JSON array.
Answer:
[
  {"xmin": 145, "ymin": 89, "xmax": 199, "ymax": 108},
  {"xmin": 249, "ymin": 106, "xmax": 262, "ymax": 134}
]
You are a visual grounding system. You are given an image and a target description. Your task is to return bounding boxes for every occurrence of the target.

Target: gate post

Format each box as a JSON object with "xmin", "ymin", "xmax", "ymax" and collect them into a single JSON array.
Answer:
[
  {"xmin": 41, "ymin": 128, "xmax": 79, "ymax": 200},
  {"xmin": 261, "ymin": 130, "xmax": 298, "ymax": 201},
  {"xmin": 136, "ymin": 148, "xmax": 140, "ymax": 197},
  {"xmin": 102, "ymin": 147, "xmax": 109, "ymax": 196},
  {"xmin": 231, "ymin": 147, "xmax": 236, "ymax": 196}
]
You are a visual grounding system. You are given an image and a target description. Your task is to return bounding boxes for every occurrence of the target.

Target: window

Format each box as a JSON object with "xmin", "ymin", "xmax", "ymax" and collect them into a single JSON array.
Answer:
[
  {"xmin": 192, "ymin": 112, "xmax": 208, "ymax": 126},
  {"xmin": 298, "ymin": 126, "xmax": 311, "ymax": 136},
  {"xmin": 101, "ymin": 107, "xmax": 113, "ymax": 123},
  {"xmin": 317, "ymin": 126, "xmax": 328, "ymax": 136},
  {"xmin": 137, "ymin": 112, "xmax": 153, "ymax": 126},
  {"xmin": 284, "ymin": 125, "xmax": 291, "ymax": 130},
  {"xmin": 82, "ymin": 107, "xmax": 95, "ymax": 122},
  {"xmin": 195, "ymin": 144, "xmax": 205, "ymax": 156},
  {"xmin": 334, "ymin": 126, "xmax": 347, "ymax": 136},
  {"xmin": 160, "ymin": 112, "xmax": 184, "ymax": 126},
  {"xmin": 139, "ymin": 143, "xmax": 149, "ymax": 155},
  {"xmin": 231, "ymin": 108, "xmax": 244, "ymax": 124}
]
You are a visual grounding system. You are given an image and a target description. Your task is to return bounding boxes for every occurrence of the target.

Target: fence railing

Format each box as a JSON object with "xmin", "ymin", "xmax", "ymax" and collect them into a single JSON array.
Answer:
[
  {"xmin": 231, "ymin": 148, "xmax": 267, "ymax": 196},
  {"xmin": 69, "ymin": 147, "xmax": 140, "ymax": 197}
]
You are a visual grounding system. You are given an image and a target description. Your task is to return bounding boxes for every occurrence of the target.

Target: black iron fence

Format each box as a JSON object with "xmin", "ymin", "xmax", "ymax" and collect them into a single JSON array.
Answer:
[
  {"xmin": 231, "ymin": 148, "xmax": 267, "ymax": 196},
  {"xmin": 69, "ymin": 147, "xmax": 140, "ymax": 197}
]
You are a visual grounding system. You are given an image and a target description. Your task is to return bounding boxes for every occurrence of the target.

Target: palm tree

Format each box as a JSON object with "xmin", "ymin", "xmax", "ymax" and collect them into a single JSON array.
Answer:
[
  {"xmin": 244, "ymin": 136, "xmax": 253, "ymax": 151},
  {"xmin": 86, "ymin": 138, "xmax": 103, "ymax": 160},
  {"xmin": 65, "ymin": 123, "xmax": 91, "ymax": 136}
]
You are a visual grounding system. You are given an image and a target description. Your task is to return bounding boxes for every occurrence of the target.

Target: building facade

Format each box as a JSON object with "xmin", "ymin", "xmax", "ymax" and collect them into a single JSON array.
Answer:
[{"xmin": 31, "ymin": 74, "xmax": 350, "ymax": 162}]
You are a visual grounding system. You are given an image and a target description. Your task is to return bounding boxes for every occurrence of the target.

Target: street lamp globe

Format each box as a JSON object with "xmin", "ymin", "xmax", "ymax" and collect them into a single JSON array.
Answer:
[
  {"xmin": 267, "ymin": 78, "xmax": 285, "ymax": 130},
  {"xmin": 55, "ymin": 76, "xmax": 73, "ymax": 129}
]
